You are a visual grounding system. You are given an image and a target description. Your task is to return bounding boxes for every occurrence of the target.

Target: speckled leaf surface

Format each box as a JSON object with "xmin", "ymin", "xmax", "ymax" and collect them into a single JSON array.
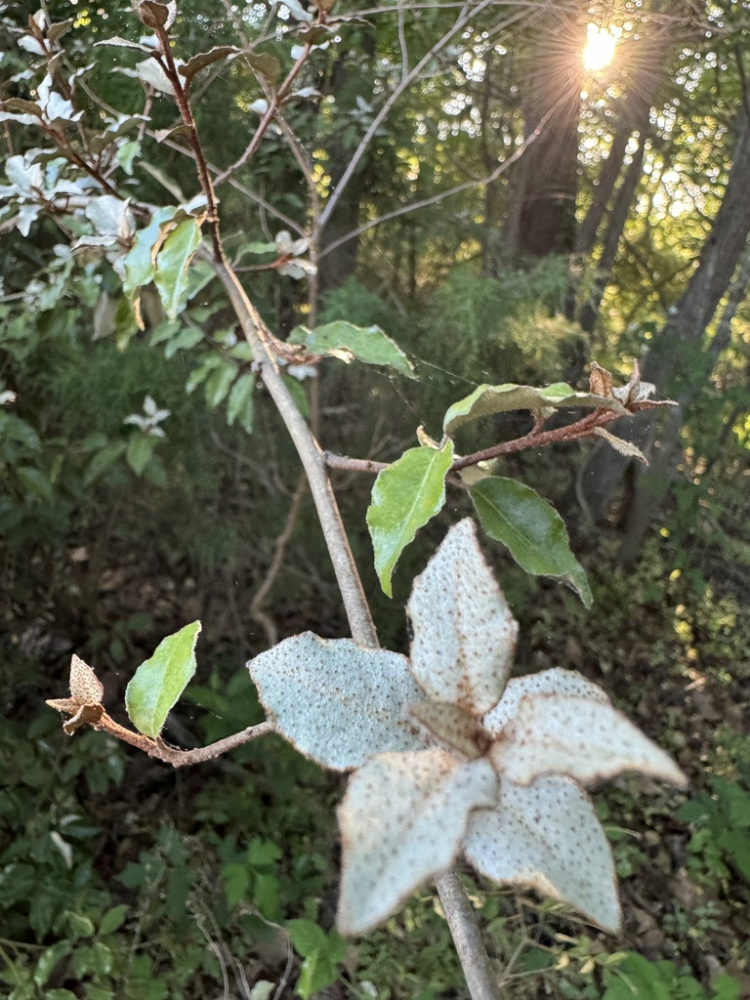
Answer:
[
  {"xmin": 490, "ymin": 691, "xmax": 687, "ymax": 787},
  {"xmin": 69, "ymin": 655, "xmax": 104, "ymax": 705},
  {"xmin": 464, "ymin": 774, "xmax": 621, "ymax": 933},
  {"xmin": 482, "ymin": 668, "xmax": 609, "ymax": 737},
  {"xmin": 408, "ymin": 519, "xmax": 517, "ymax": 715},
  {"xmin": 248, "ymin": 633, "xmax": 426, "ymax": 771},
  {"xmin": 337, "ymin": 750, "xmax": 498, "ymax": 935}
]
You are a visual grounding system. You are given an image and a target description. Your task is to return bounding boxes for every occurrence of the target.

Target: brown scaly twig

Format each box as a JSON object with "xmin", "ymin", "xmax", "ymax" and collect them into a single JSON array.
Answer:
[{"xmin": 47, "ymin": 655, "xmax": 274, "ymax": 768}]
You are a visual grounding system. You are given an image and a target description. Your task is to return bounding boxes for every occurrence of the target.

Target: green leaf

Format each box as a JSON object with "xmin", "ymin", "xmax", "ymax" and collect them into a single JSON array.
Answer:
[
  {"xmin": 470, "ymin": 477, "xmax": 592, "ymax": 607},
  {"xmin": 123, "ymin": 207, "xmax": 177, "ymax": 298},
  {"xmin": 84, "ymin": 441, "xmax": 127, "ymax": 485},
  {"xmin": 33, "ymin": 941, "xmax": 72, "ymax": 987},
  {"xmin": 227, "ymin": 372, "xmax": 255, "ymax": 431},
  {"xmin": 712, "ymin": 975, "xmax": 741, "ymax": 1000},
  {"xmin": 205, "ymin": 361, "xmax": 238, "ymax": 409},
  {"xmin": 222, "ymin": 861, "xmax": 250, "ymax": 909},
  {"xmin": 99, "ymin": 904, "xmax": 129, "ymax": 936},
  {"xmin": 367, "ymin": 439, "xmax": 454, "ymax": 597},
  {"xmin": 443, "ymin": 382, "xmax": 627, "ymax": 434},
  {"xmin": 296, "ymin": 954, "xmax": 338, "ymax": 999},
  {"xmin": 67, "ymin": 912, "xmax": 95, "ymax": 939},
  {"xmin": 282, "ymin": 374, "xmax": 309, "ymax": 417},
  {"xmin": 253, "ymin": 871, "xmax": 279, "ymax": 918},
  {"xmin": 116, "ymin": 139, "xmax": 140, "ymax": 176},
  {"xmin": 125, "ymin": 621, "xmax": 202, "ymax": 737},
  {"xmin": 154, "ymin": 219, "xmax": 203, "ymax": 320},
  {"xmin": 288, "ymin": 321, "xmax": 415, "ymax": 377},
  {"xmin": 186, "ymin": 354, "xmax": 223, "ymax": 392},
  {"xmin": 126, "ymin": 434, "xmax": 157, "ymax": 476},
  {"xmin": 238, "ymin": 241, "xmax": 277, "ymax": 256},
  {"xmin": 16, "ymin": 466, "xmax": 53, "ymax": 500},
  {"xmin": 287, "ymin": 919, "xmax": 326, "ymax": 957},
  {"xmin": 163, "ymin": 326, "xmax": 203, "ymax": 359}
]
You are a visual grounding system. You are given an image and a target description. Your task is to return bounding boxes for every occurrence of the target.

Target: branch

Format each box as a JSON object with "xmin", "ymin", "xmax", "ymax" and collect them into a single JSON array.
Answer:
[
  {"xmin": 57, "ymin": 706, "xmax": 275, "ymax": 768},
  {"xmin": 207, "ymin": 252, "xmax": 379, "ymax": 649},
  {"xmin": 213, "ymin": 42, "xmax": 315, "ymax": 189},
  {"xmin": 437, "ymin": 873, "xmax": 499, "ymax": 1000},
  {"xmin": 318, "ymin": 0, "xmax": 493, "ymax": 231},
  {"xmin": 319, "ymin": 128, "xmax": 537, "ymax": 259},
  {"xmin": 323, "ymin": 409, "xmax": 630, "ymax": 476},
  {"xmin": 158, "ymin": 134, "xmax": 306, "ymax": 236},
  {"xmin": 152, "ymin": 26, "xmax": 223, "ymax": 259},
  {"xmin": 451, "ymin": 409, "xmax": 623, "ymax": 470}
]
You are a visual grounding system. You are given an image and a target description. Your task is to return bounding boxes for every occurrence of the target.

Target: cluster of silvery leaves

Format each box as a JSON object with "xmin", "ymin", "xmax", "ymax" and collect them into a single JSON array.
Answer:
[{"xmin": 248, "ymin": 519, "xmax": 686, "ymax": 936}]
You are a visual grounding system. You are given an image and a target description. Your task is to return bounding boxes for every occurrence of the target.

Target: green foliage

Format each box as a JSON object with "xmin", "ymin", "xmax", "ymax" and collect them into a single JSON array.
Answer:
[
  {"xmin": 289, "ymin": 320, "xmax": 415, "ymax": 377},
  {"xmin": 677, "ymin": 777, "xmax": 750, "ymax": 885},
  {"xmin": 124, "ymin": 621, "xmax": 202, "ymax": 738},
  {"xmin": 470, "ymin": 476, "xmax": 592, "ymax": 606},
  {"xmin": 287, "ymin": 919, "xmax": 346, "ymax": 998},
  {"xmin": 601, "ymin": 952, "xmax": 739, "ymax": 1000},
  {"xmin": 367, "ymin": 440, "xmax": 454, "ymax": 596}
]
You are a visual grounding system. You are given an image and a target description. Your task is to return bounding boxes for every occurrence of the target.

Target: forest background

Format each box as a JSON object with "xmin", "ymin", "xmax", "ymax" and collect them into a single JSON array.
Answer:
[{"xmin": 1, "ymin": 0, "xmax": 750, "ymax": 998}]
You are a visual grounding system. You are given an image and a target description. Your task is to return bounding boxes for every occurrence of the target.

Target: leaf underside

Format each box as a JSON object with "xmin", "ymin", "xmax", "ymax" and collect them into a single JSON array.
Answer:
[
  {"xmin": 407, "ymin": 518, "xmax": 517, "ymax": 716},
  {"xmin": 248, "ymin": 632, "xmax": 426, "ymax": 771},
  {"xmin": 337, "ymin": 750, "xmax": 497, "ymax": 935},
  {"xmin": 464, "ymin": 774, "xmax": 621, "ymax": 933}
]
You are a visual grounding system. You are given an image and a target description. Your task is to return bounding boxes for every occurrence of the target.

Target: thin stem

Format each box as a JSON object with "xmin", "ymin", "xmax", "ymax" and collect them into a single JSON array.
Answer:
[
  {"xmin": 437, "ymin": 873, "xmax": 499, "ymax": 1000},
  {"xmin": 209, "ymin": 253, "xmax": 379, "ymax": 649},
  {"xmin": 323, "ymin": 409, "xmax": 627, "ymax": 476},
  {"xmin": 319, "ymin": 115, "xmax": 538, "ymax": 259},
  {"xmin": 85, "ymin": 710, "xmax": 274, "ymax": 767},
  {"xmin": 153, "ymin": 31, "xmax": 223, "ymax": 258},
  {"xmin": 318, "ymin": 0, "xmax": 493, "ymax": 231},
  {"xmin": 325, "ymin": 453, "xmax": 389, "ymax": 474},
  {"xmin": 213, "ymin": 42, "xmax": 314, "ymax": 188},
  {"xmin": 451, "ymin": 409, "xmax": 622, "ymax": 469}
]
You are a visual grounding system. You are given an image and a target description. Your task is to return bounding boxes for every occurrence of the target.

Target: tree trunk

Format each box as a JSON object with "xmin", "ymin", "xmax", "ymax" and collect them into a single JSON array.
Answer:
[
  {"xmin": 578, "ymin": 118, "xmax": 648, "ymax": 333},
  {"xmin": 580, "ymin": 99, "xmax": 750, "ymax": 547},
  {"xmin": 512, "ymin": 14, "xmax": 585, "ymax": 259}
]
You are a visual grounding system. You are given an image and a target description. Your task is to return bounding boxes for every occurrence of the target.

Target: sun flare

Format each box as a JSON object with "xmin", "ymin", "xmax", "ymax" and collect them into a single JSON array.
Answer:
[{"xmin": 583, "ymin": 24, "xmax": 617, "ymax": 71}]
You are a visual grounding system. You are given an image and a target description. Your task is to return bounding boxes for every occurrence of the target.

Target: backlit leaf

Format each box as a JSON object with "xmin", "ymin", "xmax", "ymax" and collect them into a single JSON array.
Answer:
[
  {"xmin": 337, "ymin": 751, "xmax": 497, "ymax": 935},
  {"xmin": 288, "ymin": 321, "xmax": 415, "ymax": 377},
  {"xmin": 443, "ymin": 382, "xmax": 627, "ymax": 434},
  {"xmin": 407, "ymin": 519, "xmax": 517, "ymax": 715},
  {"xmin": 125, "ymin": 621, "xmax": 202, "ymax": 737},
  {"xmin": 248, "ymin": 632, "xmax": 425, "ymax": 771},
  {"xmin": 179, "ymin": 46, "xmax": 240, "ymax": 84},
  {"xmin": 123, "ymin": 207, "xmax": 178, "ymax": 300},
  {"xmin": 154, "ymin": 218, "xmax": 203, "ymax": 320},
  {"xmin": 465, "ymin": 775, "xmax": 621, "ymax": 932},
  {"xmin": 471, "ymin": 476, "xmax": 592, "ymax": 607},
  {"xmin": 367, "ymin": 440, "xmax": 453, "ymax": 597}
]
